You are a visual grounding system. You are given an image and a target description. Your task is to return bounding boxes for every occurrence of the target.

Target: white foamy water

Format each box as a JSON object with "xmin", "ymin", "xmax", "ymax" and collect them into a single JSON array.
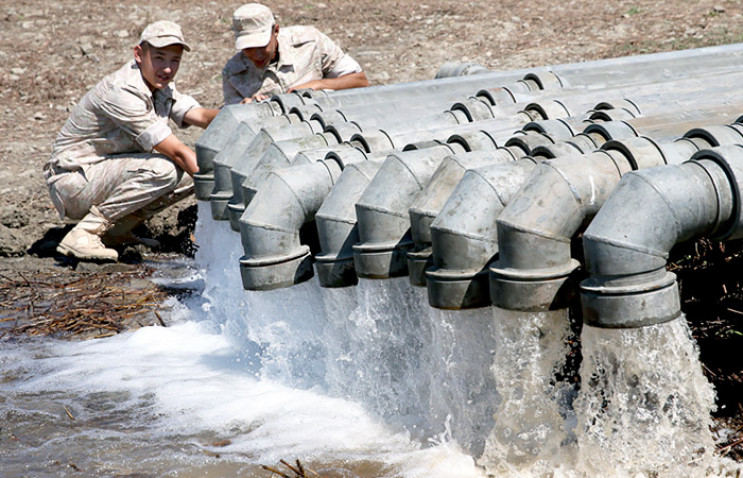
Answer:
[{"xmin": 2, "ymin": 205, "xmax": 742, "ymax": 477}]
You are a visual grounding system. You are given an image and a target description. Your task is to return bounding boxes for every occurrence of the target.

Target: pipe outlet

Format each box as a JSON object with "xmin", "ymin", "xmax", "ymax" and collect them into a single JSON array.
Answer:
[
  {"xmin": 239, "ymin": 159, "xmax": 343, "ymax": 291},
  {"xmin": 353, "ymin": 144, "xmax": 466, "ymax": 279},
  {"xmin": 579, "ymin": 146, "xmax": 743, "ymax": 327},
  {"xmin": 426, "ymin": 158, "xmax": 540, "ymax": 309},
  {"xmin": 315, "ymin": 159, "xmax": 387, "ymax": 287},
  {"xmin": 490, "ymin": 149, "xmax": 638, "ymax": 311}
]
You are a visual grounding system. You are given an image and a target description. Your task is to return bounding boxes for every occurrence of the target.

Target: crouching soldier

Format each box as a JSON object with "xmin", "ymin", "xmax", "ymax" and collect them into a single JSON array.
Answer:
[{"xmin": 45, "ymin": 20, "xmax": 219, "ymax": 261}]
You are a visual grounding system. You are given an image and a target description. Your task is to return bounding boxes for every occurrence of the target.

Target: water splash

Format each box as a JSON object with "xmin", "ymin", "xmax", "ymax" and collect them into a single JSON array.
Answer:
[
  {"xmin": 573, "ymin": 316, "xmax": 736, "ymax": 478},
  {"xmin": 479, "ymin": 308, "xmax": 579, "ymax": 476}
]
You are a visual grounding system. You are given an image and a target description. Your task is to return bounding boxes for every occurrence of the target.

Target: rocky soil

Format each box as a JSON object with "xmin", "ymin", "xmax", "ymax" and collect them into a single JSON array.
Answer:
[{"xmin": 2, "ymin": 0, "xmax": 743, "ymax": 460}]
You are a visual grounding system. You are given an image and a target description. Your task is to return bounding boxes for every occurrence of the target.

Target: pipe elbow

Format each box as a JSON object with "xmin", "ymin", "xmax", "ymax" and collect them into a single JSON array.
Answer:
[
  {"xmin": 426, "ymin": 159, "xmax": 539, "ymax": 309},
  {"xmin": 352, "ymin": 147, "xmax": 454, "ymax": 279},
  {"xmin": 315, "ymin": 160, "xmax": 385, "ymax": 288},
  {"xmin": 239, "ymin": 160, "xmax": 342, "ymax": 291},
  {"xmin": 580, "ymin": 148, "xmax": 743, "ymax": 327},
  {"xmin": 490, "ymin": 151, "xmax": 632, "ymax": 311}
]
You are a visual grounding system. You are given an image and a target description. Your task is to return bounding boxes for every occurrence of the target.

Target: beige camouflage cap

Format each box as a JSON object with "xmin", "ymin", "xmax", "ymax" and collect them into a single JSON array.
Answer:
[
  {"xmin": 139, "ymin": 20, "xmax": 191, "ymax": 52},
  {"xmin": 233, "ymin": 3, "xmax": 275, "ymax": 50}
]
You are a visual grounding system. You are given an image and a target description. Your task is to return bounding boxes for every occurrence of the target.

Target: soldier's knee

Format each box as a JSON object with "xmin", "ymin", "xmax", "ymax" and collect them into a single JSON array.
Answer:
[{"xmin": 147, "ymin": 157, "xmax": 182, "ymax": 189}]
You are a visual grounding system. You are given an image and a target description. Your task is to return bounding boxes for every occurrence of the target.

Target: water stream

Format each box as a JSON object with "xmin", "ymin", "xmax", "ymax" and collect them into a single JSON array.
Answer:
[{"xmin": 1, "ymin": 204, "xmax": 742, "ymax": 477}]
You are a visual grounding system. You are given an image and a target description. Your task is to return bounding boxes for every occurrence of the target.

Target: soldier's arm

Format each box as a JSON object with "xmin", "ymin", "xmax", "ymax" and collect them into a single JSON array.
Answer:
[
  {"xmin": 183, "ymin": 107, "xmax": 220, "ymax": 129},
  {"xmin": 153, "ymin": 134, "xmax": 199, "ymax": 176},
  {"xmin": 289, "ymin": 71, "xmax": 369, "ymax": 92}
]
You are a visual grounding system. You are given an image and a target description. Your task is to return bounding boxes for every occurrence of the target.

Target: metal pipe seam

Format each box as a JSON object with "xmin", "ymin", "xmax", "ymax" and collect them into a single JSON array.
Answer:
[
  {"xmin": 352, "ymin": 143, "xmax": 467, "ymax": 279},
  {"xmin": 489, "ymin": 149, "xmax": 637, "ymax": 311},
  {"xmin": 238, "ymin": 158, "xmax": 344, "ymax": 291},
  {"xmin": 425, "ymin": 157, "xmax": 540, "ymax": 309},
  {"xmin": 240, "ymin": 133, "xmax": 340, "ymax": 207},
  {"xmin": 580, "ymin": 144, "xmax": 743, "ymax": 327}
]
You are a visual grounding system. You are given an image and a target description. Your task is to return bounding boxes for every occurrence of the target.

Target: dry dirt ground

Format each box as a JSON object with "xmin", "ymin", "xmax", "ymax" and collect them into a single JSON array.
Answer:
[{"xmin": 2, "ymin": 0, "xmax": 743, "ymax": 460}]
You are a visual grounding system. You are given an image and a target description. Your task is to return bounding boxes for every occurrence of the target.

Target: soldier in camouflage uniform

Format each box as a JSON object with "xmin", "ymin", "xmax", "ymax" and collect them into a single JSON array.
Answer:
[
  {"xmin": 45, "ymin": 20, "xmax": 219, "ymax": 262},
  {"xmin": 222, "ymin": 3, "xmax": 369, "ymax": 105}
]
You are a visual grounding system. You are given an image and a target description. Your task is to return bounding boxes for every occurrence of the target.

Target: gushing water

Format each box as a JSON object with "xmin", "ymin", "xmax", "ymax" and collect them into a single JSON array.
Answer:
[
  {"xmin": 573, "ymin": 317, "xmax": 728, "ymax": 478},
  {"xmin": 2, "ymin": 205, "xmax": 742, "ymax": 476},
  {"xmin": 479, "ymin": 308, "xmax": 578, "ymax": 476}
]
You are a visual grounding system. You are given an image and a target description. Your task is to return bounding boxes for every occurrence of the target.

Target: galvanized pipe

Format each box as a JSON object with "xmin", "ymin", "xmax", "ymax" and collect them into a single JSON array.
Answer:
[
  {"xmin": 238, "ymin": 159, "xmax": 344, "ymax": 291},
  {"xmin": 490, "ymin": 121, "xmax": 743, "ymax": 312},
  {"xmin": 580, "ymin": 144, "xmax": 743, "ymax": 327},
  {"xmin": 407, "ymin": 117, "xmax": 587, "ymax": 287},
  {"xmin": 425, "ymin": 158, "xmax": 541, "ymax": 309},
  {"xmin": 352, "ymin": 143, "xmax": 468, "ymax": 279},
  {"xmin": 489, "ymin": 149, "xmax": 641, "ymax": 311},
  {"xmin": 407, "ymin": 149, "xmax": 518, "ymax": 286},
  {"xmin": 226, "ymin": 119, "xmax": 326, "ymax": 230},
  {"xmin": 314, "ymin": 159, "xmax": 388, "ymax": 287},
  {"xmin": 207, "ymin": 112, "xmax": 305, "ymax": 214}
]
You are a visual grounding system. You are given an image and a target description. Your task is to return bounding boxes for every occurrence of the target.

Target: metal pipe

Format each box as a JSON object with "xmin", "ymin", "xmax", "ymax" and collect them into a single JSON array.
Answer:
[
  {"xmin": 238, "ymin": 159, "xmax": 344, "ymax": 291},
  {"xmin": 490, "ymin": 121, "xmax": 743, "ymax": 312},
  {"xmin": 407, "ymin": 149, "xmax": 517, "ymax": 286},
  {"xmin": 226, "ymin": 120, "xmax": 325, "ymax": 231},
  {"xmin": 314, "ymin": 159, "xmax": 387, "ymax": 287},
  {"xmin": 352, "ymin": 143, "xmax": 468, "ymax": 279},
  {"xmin": 489, "ymin": 149, "xmax": 640, "ymax": 311},
  {"xmin": 426, "ymin": 158, "xmax": 541, "ymax": 309},
  {"xmin": 580, "ymin": 144, "xmax": 743, "ymax": 327},
  {"xmin": 207, "ymin": 113, "xmax": 304, "ymax": 217}
]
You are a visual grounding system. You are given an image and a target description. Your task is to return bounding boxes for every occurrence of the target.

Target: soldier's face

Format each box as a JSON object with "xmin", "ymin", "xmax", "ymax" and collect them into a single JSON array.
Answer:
[
  {"xmin": 242, "ymin": 25, "xmax": 279, "ymax": 69},
  {"xmin": 134, "ymin": 43, "xmax": 183, "ymax": 91}
]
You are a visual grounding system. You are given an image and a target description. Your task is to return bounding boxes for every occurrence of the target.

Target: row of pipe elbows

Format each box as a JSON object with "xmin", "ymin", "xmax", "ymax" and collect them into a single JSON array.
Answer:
[{"xmin": 190, "ymin": 49, "xmax": 743, "ymax": 328}]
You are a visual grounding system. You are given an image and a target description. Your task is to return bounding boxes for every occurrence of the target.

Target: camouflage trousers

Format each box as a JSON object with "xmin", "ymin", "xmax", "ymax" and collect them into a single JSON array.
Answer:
[{"xmin": 45, "ymin": 153, "xmax": 193, "ymax": 224}]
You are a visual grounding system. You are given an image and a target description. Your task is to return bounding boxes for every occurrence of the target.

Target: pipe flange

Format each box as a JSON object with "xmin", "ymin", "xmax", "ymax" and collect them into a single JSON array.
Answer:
[
  {"xmin": 523, "ymin": 101, "xmax": 571, "ymax": 120},
  {"xmin": 592, "ymin": 99, "xmax": 641, "ymax": 116},
  {"xmin": 691, "ymin": 144, "xmax": 743, "ymax": 240},
  {"xmin": 192, "ymin": 172, "xmax": 215, "ymax": 201},
  {"xmin": 684, "ymin": 124, "xmax": 743, "ymax": 148},
  {"xmin": 522, "ymin": 118, "xmax": 575, "ymax": 138},
  {"xmin": 521, "ymin": 71, "xmax": 563, "ymax": 90},
  {"xmin": 407, "ymin": 249, "xmax": 433, "ymax": 287},
  {"xmin": 582, "ymin": 121, "xmax": 639, "ymax": 141},
  {"xmin": 450, "ymin": 99, "xmax": 496, "ymax": 122},
  {"xmin": 489, "ymin": 258, "xmax": 580, "ymax": 311},
  {"xmin": 314, "ymin": 253, "xmax": 358, "ymax": 288},
  {"xmin": 580, "ymin": 270, "xmax": 680, "ymax": 328},
  {"xmin": 601, "ymin": 136, "xmax": 667, "ymax": 170},
  {"xmin": 239, "ymin": 246, "xmax": 313, "ymax": 291},
  {"xmin": 352, "ymin": 240, "xmax": 414, "ymax": 279},
  {"xmin": 426, "ymin": 268, "xmax": 491, "ymax": 309},
  {"xmin": 474, "ymin": 87, "xmax": 516, "ymax": 106}
]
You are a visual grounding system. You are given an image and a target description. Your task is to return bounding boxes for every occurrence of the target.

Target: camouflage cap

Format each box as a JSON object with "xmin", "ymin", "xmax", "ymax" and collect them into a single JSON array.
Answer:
[
  {"xmin": 233, "ymin": 3, "xmax": 275, "ymax": 50},
  {"xmin": 140, "ymin": 20, "xmax": 191, "ymax": 52}
]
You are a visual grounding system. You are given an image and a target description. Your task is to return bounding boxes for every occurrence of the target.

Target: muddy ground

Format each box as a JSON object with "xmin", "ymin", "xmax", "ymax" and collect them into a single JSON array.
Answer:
[{"xmin": 2, "ymin": 0, "xmax": 743, "ymax": 462}]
